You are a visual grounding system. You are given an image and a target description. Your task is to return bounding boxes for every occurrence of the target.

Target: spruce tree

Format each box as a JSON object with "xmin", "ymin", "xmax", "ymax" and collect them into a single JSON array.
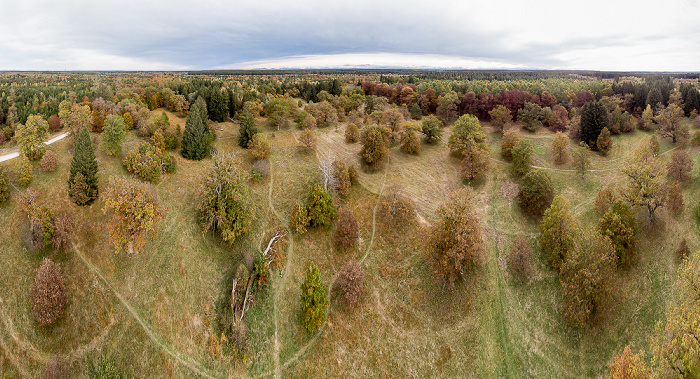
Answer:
[
  {"xmin": 68, "ymin": 126, "xmax": 98, "ymax": 205},
  {"xmin": 180, "ymin": 97, "xmax": 210, "ymax": 160},
  {"xmin": 684, "ymin": 87, "xmax": 700, "ymax": 116},
  {"xmin": 580, "ymin": 100, "xmax": 610, "ymax": 150},
  {"xmin": 209, "ymin": 88, "xmax": 228, "ymax": 122},
  {"xmin": 238, "ymin": 107, "xmax": 258, "ymax": 148}
]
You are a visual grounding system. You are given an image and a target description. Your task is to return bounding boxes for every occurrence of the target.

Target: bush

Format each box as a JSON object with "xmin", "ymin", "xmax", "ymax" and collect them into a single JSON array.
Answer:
[
  {"xmin": 333, "ymin": 160, "xmax": 350, "ymax": 197},
  {"xmin": 248, "ymin": 133, "xmax": 271, "ymax": 160},
  {"xmin": 300, "ymin": 263, "xmax": 329, "ymax": 332},
  {"xmin": 17, "ymin": 154, "xmax": 33, "ymax": 187},
  {"xmin": 252, "ymin": 159, "xmax": 269, "ymax": 179},
  {"xmin": 507, "ymin": 236, "xmax": 532, "ymax": 283},
  {"xmin": 40, "ymin": 150, "xmax": 58, "ymax": 171},
  {"xmin": 334, "ymin": 261, "xmax": 365, "ymax": 308},
  {"xmin": 85, "ymin": 355, "xmax": 127, "ymax": 379},
  {"xmin": 123, "ymin": 143, "xmax": 163, "ymax": 182},
  {"xmin": 334, "ymin": 209, "xmax": 359, "ymax": 249},
  {"xmin": 43, "ymin": 357, "xmax": 65, "ymax": 379},
  {"xmin": 31, "ymin": 258, "xmax": 67, "ymax": 326},
  {"xmin": 306, "ymin": 183, "xmax": 336, "ymax": 227},
  {"xmin": 50, "ymin": 213, "xmax": 73, "ymax": 252},
  {"xmin": 345, "ymin": 123, "xmax": 360, "ymax": 143},
  {"xmin": 377, "ymin": 185, "xmax": 416, "ymax": 228},
  {"xmin": 348, "ymin": 164, "xmax": 359, "ymax": 186},
  {"xmin": 518, "ymin": 170, "xmax": 554, "ymax": 218},
  {"xmin": 290, "ymin": 202, "xmax": 310, "ymax": 234}
]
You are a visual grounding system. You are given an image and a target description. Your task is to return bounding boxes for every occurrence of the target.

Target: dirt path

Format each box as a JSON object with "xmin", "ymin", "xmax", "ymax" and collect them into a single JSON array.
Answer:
[
  {"xmin": 71, "ymin": 242, "xmax": 220, "ymax": 379},
  {"xmin": 0, "ymin": 132, "xmax": 69, "ymax": 163}
]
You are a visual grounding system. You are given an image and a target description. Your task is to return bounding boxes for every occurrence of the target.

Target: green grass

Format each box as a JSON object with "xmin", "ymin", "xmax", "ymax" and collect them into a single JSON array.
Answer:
[{"xmin": 0, "ymin": 114, "xmax": 695, "ymax": 377}]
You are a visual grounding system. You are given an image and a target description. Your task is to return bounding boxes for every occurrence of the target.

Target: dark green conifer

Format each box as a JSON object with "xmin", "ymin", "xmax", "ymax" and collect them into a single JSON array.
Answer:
[
  {"xmin": 68, "ymin": 127, "xmax": 98, "ymax": 205},
  {"xmin": 180, "ymin": 97, "xmax": 210, "ymax": 160}
]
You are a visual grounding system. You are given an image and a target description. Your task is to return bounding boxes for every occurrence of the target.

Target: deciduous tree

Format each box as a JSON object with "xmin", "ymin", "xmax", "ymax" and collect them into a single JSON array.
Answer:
[
  {"xmin": 447, "ymin": 114, "xmax": 486, "ymax": 155},
  {"xmin": 511, "ymin": 139, "xmax": 532, "ymax": 177},
  {"xmin": 334, "ymin": 209, "xmax": 359, "ymax": 249},
  {"xmin": 518, "ymin": 169, "xmax": 554, "ymax": 217},
  {"xmin": 31, "ymin": 258, "xmax": 67, "ymax": 326},
  {"xmin": 299, "ymin": 128, "xmax": 317, "ymax": 150},
  {"xmin": 501, "ymin": 128, "xmax": 520, "ymax": 161},
  {"xmin": 488, "ymin": 105, "xmax": 512, "ymax": 133},
  {"xmin": 573, "ymin": 142, "xmax": 590, "ymax": 179},
  {"xmin": 101, "ymin": 114, "xmax": 126, "ymax": 156},
  {"xmin": 360, "ymin": 125, "xmax": 388, "ymax": 170},
  {"xmin": 40, "ymin": 150, "xmax": 57, "ymax": 172},
  {"xmin": 333, "ymin": 261, "xmax": 365, "ymax": 308},
  {"xmin": 656, "ymin": 104, "xmax": 688, "ymax": 145},
  {"xmin": 247, "ymin": 134, "xmax": 271, "ymax": 161},
  {"xmin": 597, "ymin": 127, "xmax": 613, "ymax": 155},
  {"xmin": 667, "ymin": 149, "xmax": 693, "ymax": 182},
  {"xmin": 598, "ymin": 201, "xmax": 637, "ymax": 265},
  {"xmin": 306, "ymin": 183, "xmax": 336, "ymax": 228},
  {"xmin": 540, "ymin": 195, "xmax": 579, "ymax": 269},
  {"xmin": 507, "ymin": 236, "xmax": 532, "ymax": 283},
  {"xmin": 421, "ymin": 115, "xmax": 443, "ymax": 143},
  {"xmin": 345, "ymin": 123, "xmax": 359, "ymax": 143},
  {"xmin": 622, "ymin": 138, "xmax": 666, "ymax": 222},
  {"xmin": 103, "ymin": 176, "xmax": 165, "ymax": 254},
  {"xmin": 16, "ymin": 115, "xmax": 49, "ymax": 160},
  {"xmin": 429, "ymin": 188, "xmax": 485, "ymax": 287},
  {"xmin": 550, "ymin": 132, "xmax": 570, "ymax": 165},
  {"xmin": 197, "ymin": 153, "xmax": 256, "ymax": 244},
  {"xmin": 608, "ymin": 345, "xmax": 649, "ymax": 379}
]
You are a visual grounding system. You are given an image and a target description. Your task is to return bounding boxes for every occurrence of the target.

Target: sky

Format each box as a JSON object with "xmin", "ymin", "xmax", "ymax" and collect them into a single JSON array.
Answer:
[{"xmin": 0, "ymin": 0, "xmax": 699, "ymax": 71}]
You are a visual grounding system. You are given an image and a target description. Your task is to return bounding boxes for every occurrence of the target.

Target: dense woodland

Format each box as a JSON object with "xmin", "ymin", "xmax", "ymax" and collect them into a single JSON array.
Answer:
[{"xmin": 0, "ymin": 70, "xmax": 699, "ymax": 377}]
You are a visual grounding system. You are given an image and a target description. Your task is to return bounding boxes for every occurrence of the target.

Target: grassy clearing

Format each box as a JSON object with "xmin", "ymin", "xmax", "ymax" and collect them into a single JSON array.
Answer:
[{"xmin": 0, "ymin": 114, "xmax": 695, "ymax": 377}]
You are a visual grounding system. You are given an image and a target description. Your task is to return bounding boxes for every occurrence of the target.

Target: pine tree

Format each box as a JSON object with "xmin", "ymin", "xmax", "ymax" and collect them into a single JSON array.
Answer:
[
  {"xmin": 238, "ymin": 105, "xmax": 258, "ymax": 148},
  {"xmin": 68, "ymin": 127, "xmax": 98, "ymax": 205},
  {"xmin": 580, "ymin": 100, "xmax": 611, "ymax": 150},
  {"xmin": 300, "ymin": 263, "xmax": 329, "ymax": 332},
  {"xmin": 209, "ymin": 88, "xmax": 228, "ymax": 122},
  {"xmin": 646, "ymin": 87, "xmax": 663, "ymax": 111},
  {"xmin": 180, "ymin": 97, "xmax": 210, "ymax": 160}
]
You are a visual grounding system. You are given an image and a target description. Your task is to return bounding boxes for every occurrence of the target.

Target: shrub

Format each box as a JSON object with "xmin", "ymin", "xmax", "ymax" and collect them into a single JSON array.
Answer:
[
  {"xmin": 85, "ymin": 355, "xmax": 127, "ymax": 379},
  {"xmin": 518, "ymin": 170, "xmax": 554, "ymax": 218},
  {"xmin": 334, "ymin": 209, "xmax": 359, "ymax": 249},
  {"xmin": 501, "ymin": 128, "xmax": 520, "ymax": 161},
  {"xmin": 345, "ymin": 123, "xmax": 360, "ymax": 143},
  {"xmin": 348, "ymin": 164, "xmax": 359, "ymax": 186},
  {"xmin": 290, "ymin": 202, "xmax": 310, "ymax": 234},
  {"xmin": 252, "ymin": 159, "xmax": 269, "ymax": 179},
  {"xmin": 333, "ymin": 261, "xmax": 365, "ymax": 307},
  {"xmin": 377, "ymin": 185, "xmax": 416, "ymax": 228},
  {"xmin": 299, "ymin": 128, "xmax": 317, "ymax": 150},
  {"xmin": 163, "ymin": 132, "xmax": 178, "ymax": 150},
  {"xmin": 30, "ymin": 258, "xmax": 67, "ymax": 326},
  {"xmin": 306, "ymin": 183, "xmax": 336, "ymax": 227},
  {"xmin": 248, "ymin": 133, "xmax": 271, "ymax": 160},
  {"xmin": 123, "ymin": 143, "xmax": 163, "ymax": 182},
  {"xmin": 332, "ymin": 160, "xmax": 351, "ymax": 197},
  {"xmin": 608, "ymin": 345, "xmax": 649, "ymax": 379},
  {"xmin": 300, "ymin": 263, "xmax": 329, "ymax": 332},
  {"xmin": 17, "ymin": 154, "xmax": 34, "ymax": 187},
  {"xmin": 40, "ymin": 150, "xmax": 58, "ymax": 172},
  {"xmin": 43, "ymin": 357, "xmax": 65, "ymax": 379},
  {"xmin": 507, "ymin": 236, "xmax": 532, "ymax": 283}
]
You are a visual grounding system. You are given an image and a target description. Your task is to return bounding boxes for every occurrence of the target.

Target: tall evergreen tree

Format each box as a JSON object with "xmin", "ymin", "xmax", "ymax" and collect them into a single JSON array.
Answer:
[
  {"xmin": 238, "ymin": 106, "xmax": 258, "ymax": 148},
  {"xmin": 580, "ymin": 100, "xmax": 610, "ymax": 150},
  {"xmin": 180, "ymin": 97, "xmax": 210, "ymax": 160},
  {"xmin": 68, "ymin": 126, "xmax": 98, "ymax": 205},
  {"xmin": 646, "ymin": 86, "xmax": 664, "ymax": 111},
  {"xmin": 300, "ymin": 263, "xmax": 329, "ymax": 332},
  {"xmin": 209, "ymin": 88, "xmax": 228, "ymax": 122},
  {"xmin": 683, "ymin": 87, "xmax": 700, "ymax": 116}
]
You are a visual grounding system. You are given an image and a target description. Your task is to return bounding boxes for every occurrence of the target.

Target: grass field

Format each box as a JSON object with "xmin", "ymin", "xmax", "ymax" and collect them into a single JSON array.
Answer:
[{"xmin": 0, "ymin": 112, "xmax": 696, "ymax": 377}]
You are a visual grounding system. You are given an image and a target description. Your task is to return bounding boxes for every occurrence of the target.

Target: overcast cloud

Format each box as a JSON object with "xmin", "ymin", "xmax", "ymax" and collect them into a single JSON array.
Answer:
[{"xmin": 0, "ymin": 0, "xmax": 698, "ymax": 71}]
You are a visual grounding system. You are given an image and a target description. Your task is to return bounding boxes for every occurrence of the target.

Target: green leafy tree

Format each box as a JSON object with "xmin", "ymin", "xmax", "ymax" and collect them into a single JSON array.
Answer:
[
  {"xmin": 436, "ymin": 92, "xmax": 459, "ymax": 123},
  {"xmin": 518, "ymin": 169, "xmax": 554, "ymax": 217},
  {"xmin": 306, "ymin": 183, "xmax": 336, "ymax": 227},
  {"xmin": 238, "ymin": 102, "xmax": 259, "ymax": 148},
  {"xmin": 511, "ymin": 139, "xmax": 532, "ymax": 177},
  {"xmin": 360, "ymin": 125, "xmax": 388, "ymax": 170},
  {"xmin": 461, "ymin": 137, "xmax": 490, "ymax": 181},
  {"xmin": 560, "ymin": 231, "xmax": 616, "ymax": 328},
  {"xmin": 16, "ymin": 115, "xmax": 49, "ymax": 160},
  {"xmin": 102, "ymin": 114, "xmax": 126, "ymax": 156},
  {"xmin": 103, "ymin": 176, "xmax": 165, "ymax": 254},
  {"xmin": 16, "ymin": 154, "xmax": 33, "ymax": 187},
  {"xmin": 539, "ymin": 195, "xmax": 579, "ymax": 269},
  {"xmin": 640, "ymin": 104, "xmax": 654, "ymax": 131},
  {"xmin": 656, "ymin": 104, "xmax": 689, "ymax": 145},
  {"xmin": 181, "ymin": 97, "xmax": 210, "ymax": 160},
  {"xmin": 580, "ymin": 100, "xmax": 611, "ymax": 150},
  {"xmin": 622, "ymin": 138, "xmax": 666, "ymax": 222},
  {"xmin": 68, "ymin": 127, "xmax": 98, "ymax": 205},
  {"xmin": 489, "ymin": 105, "xmax": 512, "ymax": 134},
  {"xmin": 421, "ymin": 115, "xmax": 443, "ymax": 143},
  {"xmin": 501, "ymin": 128, "xmax": 520, "ymax": 161},
  {"xmin": 264, "ymin": 98, "xmax": 290, "ymax": 130},
  {"xmin": 429, "ymin": 188, "xmax": 485, "ymax": 287},
  {"xmin": 573, "ymin": 142, "xmax": 590, "ymax": 179},
  {"xmin": 518, "ymin": 102, "xmax": 544, "ymax": 132},
  {"xmin": 300, "ymin": 263, "xmax": 329, "ymax": 332},
  {"xmin": 247, "ymin": 133, "xmax": 271, "ymax": 161},
  {"xmin": 448, "ymin": 114, "xmax": 486, "ymax": 155},
  {"xmin": 598, "ymin": 201, "xmax": 637, "ymax": 265},
  {"xmin": 550, "ymin": 131, "xmax": 570, "ymax": 165},
  {"xmin": 197, "ymin": 153, "xmax": 256, "ymax": 244}
]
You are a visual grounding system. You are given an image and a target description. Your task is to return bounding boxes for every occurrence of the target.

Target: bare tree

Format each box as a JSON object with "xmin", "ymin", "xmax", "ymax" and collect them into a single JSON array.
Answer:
[{"xmin": 318, "ymin": 151, "xmax": 337, "ymax": 193}]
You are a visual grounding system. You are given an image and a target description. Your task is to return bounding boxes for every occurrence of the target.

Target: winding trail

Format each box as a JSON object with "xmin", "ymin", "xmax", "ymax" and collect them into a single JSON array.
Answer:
[
  {"xmin": 258, "ymin": 143, "xmax": 389, "ymax": 378},
  {"xmin": 0, "ymin": 132, "xmax": 69, "ymax": 163},
  {"xmin": 71, "ymin": 242, "xmax": 220, "ymax": 379}
]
